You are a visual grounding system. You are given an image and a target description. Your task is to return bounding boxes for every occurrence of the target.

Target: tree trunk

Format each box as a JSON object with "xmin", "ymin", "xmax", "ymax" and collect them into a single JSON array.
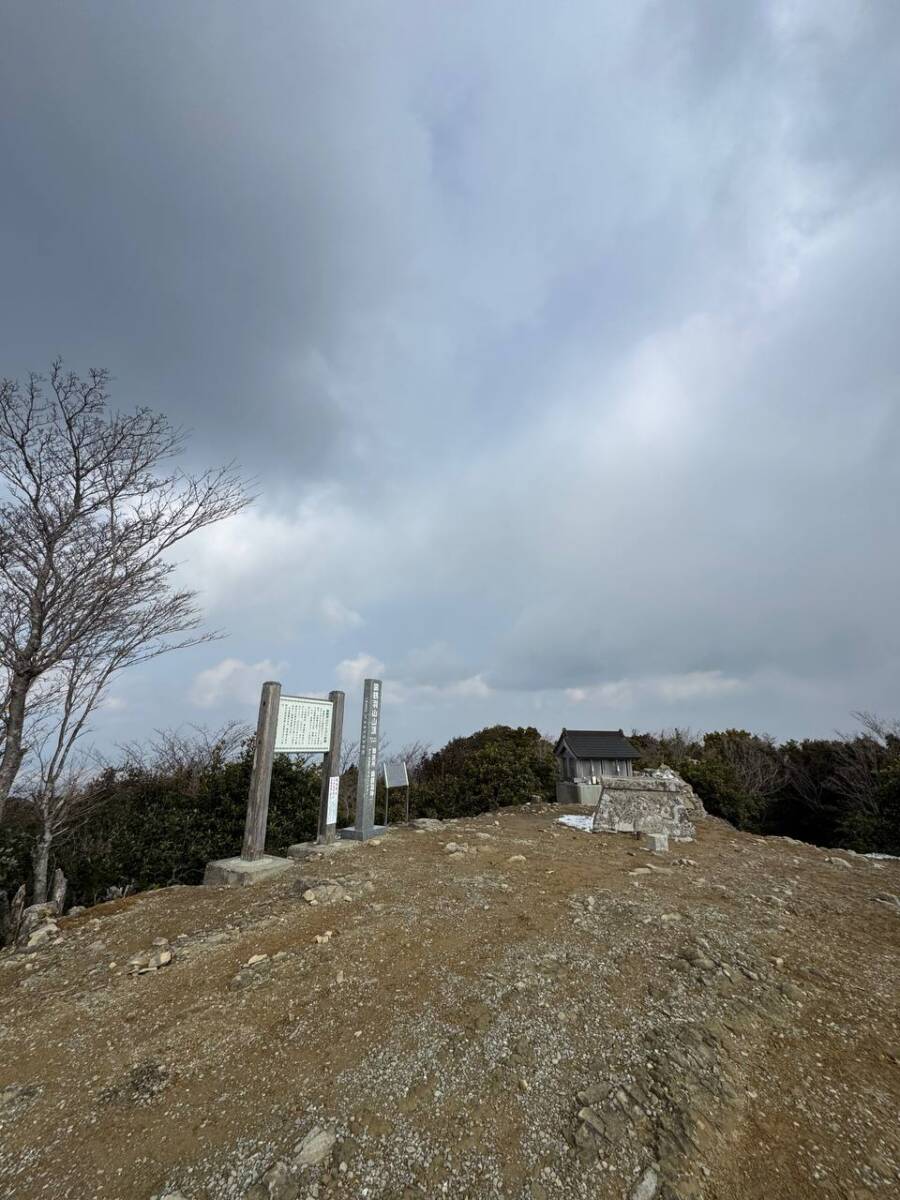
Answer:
[
  {"xmin": 0, "ymin": 672, "xmax": 31, "ymax": 823},
  {"xmin": 32, "ymin": 831, "xmax": 52, "ymax": 905},
  {"xmin": 50, "ymin": 868, "xmax": 67, "ymax": 915},
  {"xmin": 5, "ymin": 883, "xmax": 26, "ymax": 947}
]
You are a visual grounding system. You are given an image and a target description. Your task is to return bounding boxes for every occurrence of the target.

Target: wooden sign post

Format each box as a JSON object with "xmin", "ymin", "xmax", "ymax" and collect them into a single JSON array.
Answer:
[
  {"xmin": 241, "ymin": 680, "xmax": 282, "ymax": 861},
  {"xmin": 204, "ymin": 680, "xmax": 337, "ymax": 886},
  {"xmin": 317, "ymin": 689, "xmax": 345, "ymax": 844}
]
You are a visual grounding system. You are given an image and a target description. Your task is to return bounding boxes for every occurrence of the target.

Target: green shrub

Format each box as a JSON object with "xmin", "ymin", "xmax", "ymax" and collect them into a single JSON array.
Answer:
[
  {"xmin": 412, "ymin": 725, "xmax": 556, "ymax": 819},
  {"xmin": 53, "ymin": 747, "xmax": 320, "ymax": 905}
]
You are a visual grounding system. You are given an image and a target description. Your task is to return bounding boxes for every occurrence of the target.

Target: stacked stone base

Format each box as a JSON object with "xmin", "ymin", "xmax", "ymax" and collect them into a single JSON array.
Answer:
[{"xmin": 591, "ymin": 768, "xmax": 704, "ymax": 841}]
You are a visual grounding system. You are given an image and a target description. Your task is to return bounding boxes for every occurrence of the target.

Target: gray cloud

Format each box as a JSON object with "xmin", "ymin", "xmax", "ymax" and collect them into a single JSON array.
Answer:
[{"xmin": 1, "ymin": 2, "xmax": 898, "ymax": 749}]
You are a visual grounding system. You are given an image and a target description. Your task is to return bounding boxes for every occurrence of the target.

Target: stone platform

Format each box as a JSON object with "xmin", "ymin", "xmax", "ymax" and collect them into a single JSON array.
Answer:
[
  {"xmin": 591, "ymin": 768, "xmax": 705, "ymax": 840},
  {"xmin": 202, "ymin": 855, "xmax": 293, "ymax": 887},
  {"xmin": 338, "ymin": 824, "xmax": 388, "ymax": 842}
]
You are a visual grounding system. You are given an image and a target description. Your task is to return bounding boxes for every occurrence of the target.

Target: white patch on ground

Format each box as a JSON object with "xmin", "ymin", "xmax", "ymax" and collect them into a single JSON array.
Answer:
[{"xmin": 557, "ymin": 814, "xmax": 594, "ymax": 832}]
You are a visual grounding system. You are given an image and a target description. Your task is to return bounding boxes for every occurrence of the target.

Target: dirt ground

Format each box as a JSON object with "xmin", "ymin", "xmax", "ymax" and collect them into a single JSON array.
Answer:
[{"xmin": 1, "ymin": 805, "xmax": 898, "ymax": 1200}]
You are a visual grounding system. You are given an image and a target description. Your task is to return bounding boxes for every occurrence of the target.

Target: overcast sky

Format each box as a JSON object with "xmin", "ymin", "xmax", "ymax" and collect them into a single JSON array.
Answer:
[{"xmin": 2, "ymin": 2, "xmax": 898, "ymax": 754}]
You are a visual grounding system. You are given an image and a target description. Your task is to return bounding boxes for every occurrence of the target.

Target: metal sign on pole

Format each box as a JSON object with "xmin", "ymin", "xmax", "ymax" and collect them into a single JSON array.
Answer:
[
  {"xmin": 383, "ymin": 758, "xmax": 410, "ymax": 825},
  {"xmin": 317, "ymin": 689, "xmax": 345, "ymax": 844},
  {"xmin": 340, "ymin": 677, "xmax": 383, "ymax": 841}
]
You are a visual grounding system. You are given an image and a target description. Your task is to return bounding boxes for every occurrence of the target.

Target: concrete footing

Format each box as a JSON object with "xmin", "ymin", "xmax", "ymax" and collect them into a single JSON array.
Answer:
[
  {"xmin": 286, "ymin": 841, "xmax": 316, "ymax": 861},
  {"xmin": 339, "ymin": 825, "xmax": 387, "ymax": 842},
  {"xmin": 287, "ymin": 840, "xmax": 353, "ymax": 860},
  {"xmin": 643, "ymin": 833, "xmax": 670, "ymax": 853},
  {"xmin": 203, "ymin": 855, "xmax": 293, "ymax": 886}
]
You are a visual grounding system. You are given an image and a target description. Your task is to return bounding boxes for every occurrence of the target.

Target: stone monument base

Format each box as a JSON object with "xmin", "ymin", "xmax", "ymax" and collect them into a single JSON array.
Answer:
[
  {"xmin": 203, "ymin": 855, "xmax": 293, "ymax": 887},
  {"xmin": 339, "ymin": 825, "xmax": 388, "ymax": 842},
  {"xmin": 592, "ymin": 768, "xmax": 704, "ymax": 841}
]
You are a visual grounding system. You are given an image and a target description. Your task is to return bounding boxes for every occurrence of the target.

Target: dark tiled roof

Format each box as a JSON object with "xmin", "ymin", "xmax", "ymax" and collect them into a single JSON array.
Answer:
[{"xmin": 554, "ymin": 729, "xmax": 640, "ymax": 759}]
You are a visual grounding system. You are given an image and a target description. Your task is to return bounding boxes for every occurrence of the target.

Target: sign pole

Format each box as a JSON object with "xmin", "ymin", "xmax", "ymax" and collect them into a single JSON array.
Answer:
[
  {"xmin": 241, "ymin": 680, "xmax": 282, "ymax": 861},
  {"xmin": 317, "ymin": 689, "xmax": 344, "ymax": 844}
]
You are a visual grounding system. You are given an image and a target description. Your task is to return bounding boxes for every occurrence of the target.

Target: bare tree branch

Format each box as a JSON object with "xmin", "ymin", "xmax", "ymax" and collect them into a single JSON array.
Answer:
[{"xmin": 0, "ymin": 362, "xmax": 252, "ymax": 819}]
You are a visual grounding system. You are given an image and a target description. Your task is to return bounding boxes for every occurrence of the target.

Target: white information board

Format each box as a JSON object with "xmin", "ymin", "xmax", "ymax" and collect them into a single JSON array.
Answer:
[
  {"xmin": 274, "ymin": 695, "xmax": 333, "ymax": 753},
  {"xmin": 326, "ymin": 775, "xmax": 340, "ymax": 825}
]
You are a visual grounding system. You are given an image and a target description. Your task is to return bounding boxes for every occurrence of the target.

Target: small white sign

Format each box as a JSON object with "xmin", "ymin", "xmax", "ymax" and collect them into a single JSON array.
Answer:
[
  {"xmin": 326, "ymin": 775, "xmax": 339, "ymax": 825},
  {"xmin": 274, "ymin": 695, "xmax": 333, "ymax": 753}
]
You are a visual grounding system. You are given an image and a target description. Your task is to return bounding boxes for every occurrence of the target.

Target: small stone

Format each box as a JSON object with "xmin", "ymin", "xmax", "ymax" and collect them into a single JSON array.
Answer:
[
  {"xmin": 26, "ymin": 922, "xmax": 59, "ymax": 948},
  {"xmin": 779, "ymin": 981, "xmax": 805, "ymax": 1002},
  {"xmin": 152, "ymin": 937, "xmax": 169, "ymax": 947},
  {"xmin": 149, "ymin": 949, "xmax": 173, "ymax": 969},
  {"xmin": 294, "ymin": 1126, "xmax": 337, "ymax": 1166},
  {"xmin": 629, "ymin": 868, "xmax": 652, "ymax": 876},
  {"xmin": 66, "ymin": 906, "xmax": 87, "ymax": 918},
  {"xmin": 825, "ymin": 856, "xmax": 852, "ymax": 869},
  {"xmin": 302, "ymin": 884, "xmax": 346, "ymax": 905},
  {"xmin": 631, "ymin": 1166, "xmax": 658, "ymax": 1200},
  {"xmin": 507, "ymin": 855, "xmax": 526, "ymax": 863},
  {"xmin": 246, "ymin": 954, "xmax": 269, "ymax": 967},
  {"xmin": 254, "ymin": 1160, "xmax": 299, "ymax": 1200}
]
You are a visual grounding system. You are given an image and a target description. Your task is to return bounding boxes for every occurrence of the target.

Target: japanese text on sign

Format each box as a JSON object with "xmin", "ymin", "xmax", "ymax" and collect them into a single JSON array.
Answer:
[
  {"xmin": 326, "ymin": 775, "xmax": 340, "ymax": 825},
  {"xmin": 358, "ymin": 679, "xmax": 381, "ymax": 812},
  {"xmin": 274, "ymin": 696, "xmax": 333, "ymax": 753}
]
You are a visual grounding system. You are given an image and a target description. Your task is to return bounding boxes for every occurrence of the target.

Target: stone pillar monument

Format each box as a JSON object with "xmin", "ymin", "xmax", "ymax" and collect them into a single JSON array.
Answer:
[{"xmin": 340, "ymin": 677, "xmax": 384, "ymax": 841}]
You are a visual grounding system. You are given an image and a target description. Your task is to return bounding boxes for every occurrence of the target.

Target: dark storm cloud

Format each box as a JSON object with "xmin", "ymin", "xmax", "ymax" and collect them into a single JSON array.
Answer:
[{"xmin": 1, "ymin": 2, "xmax": 898, "ymax": 746}]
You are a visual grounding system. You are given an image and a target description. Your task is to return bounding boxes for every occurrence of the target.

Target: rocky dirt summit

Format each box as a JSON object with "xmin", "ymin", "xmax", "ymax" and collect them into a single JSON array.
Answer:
[{"xmin": 1, "ymin": 806, "xmax": 898, "ymax": 1200}]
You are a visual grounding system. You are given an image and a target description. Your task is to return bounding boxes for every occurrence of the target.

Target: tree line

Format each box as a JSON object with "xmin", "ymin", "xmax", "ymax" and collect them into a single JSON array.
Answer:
[
  {"xmin": 2, "ymin": 715, "xmax": 897, "ymax": 927},
  {"xmin": 628, "ymin": 716, "xmax": 900, "ymax": 855}
]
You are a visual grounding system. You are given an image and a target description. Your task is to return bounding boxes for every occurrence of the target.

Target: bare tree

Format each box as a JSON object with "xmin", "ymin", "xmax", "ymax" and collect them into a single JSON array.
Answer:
[
  {"xmin": 120, "ymin": 720, "xmax": 249, "ymax": 778},
  {"xmin": 397, "ymin": 740, "xmax": 431, "ymax": 781},
  {"xmin": 0, "ymin": 361, "xmax": 250, "ymax": 821},
  {"xmin": 831, "ymin": 711, "xmax": 899, "ymax": 820},
  {"xmin": 25, "ymin": 751, "xmax": 107, "ymax": 905},
  {"xmin": 339, "ymin": 739, "xmax": 359, "ymax": 774},
  {"xmin": 22, "ymin": 657, "xmax": 249, "ymax": 902},
  {"xmin": 712, "ymin": 730, "xmax": 786, "ymax": 799}
]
